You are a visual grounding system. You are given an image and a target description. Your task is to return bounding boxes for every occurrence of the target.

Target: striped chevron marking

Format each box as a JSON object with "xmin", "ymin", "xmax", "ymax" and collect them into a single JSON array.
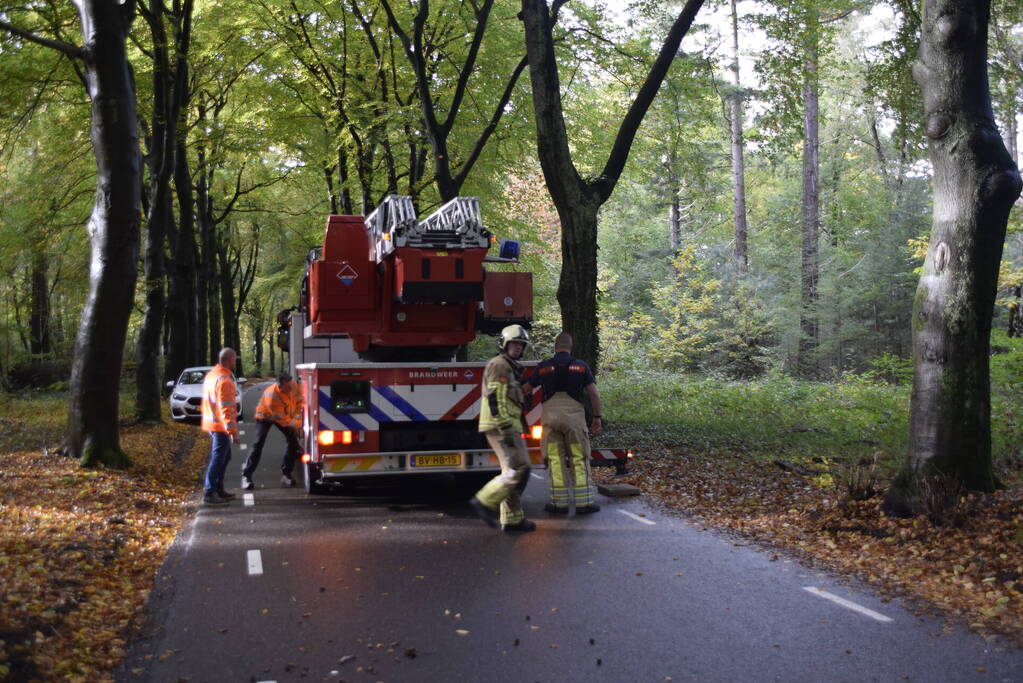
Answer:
[
  {"xmin": 525, "ymin": 386, "xmax": 542, "ymax": 426},
  {"xmin": 489, "ymin": 449, "xmax": 627, "ymax": 467},
  {"xmin": 318, "ymin": 383, "xmax": 489, "ymax": 431},
  {"xmin": 591, "ymin": 449, "xmax": 629, "ymax": 462},
  {"xmin": 325, "ymin": 456, "xmax": 384, "ymax": 472}
]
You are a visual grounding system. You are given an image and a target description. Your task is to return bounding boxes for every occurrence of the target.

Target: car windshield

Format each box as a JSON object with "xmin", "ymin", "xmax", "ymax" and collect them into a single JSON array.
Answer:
[{"xmin": 179, "ymin": 370, "xmax": 208, "ymax": 385}]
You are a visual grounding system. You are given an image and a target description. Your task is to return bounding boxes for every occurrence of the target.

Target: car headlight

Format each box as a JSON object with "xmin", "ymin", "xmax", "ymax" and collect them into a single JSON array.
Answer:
[{"xmin": 172, "ymin": 394, "xmax": 186, "ymax": 401}]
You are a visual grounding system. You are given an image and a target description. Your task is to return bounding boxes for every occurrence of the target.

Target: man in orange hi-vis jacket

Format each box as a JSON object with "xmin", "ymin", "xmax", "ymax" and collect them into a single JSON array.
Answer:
[
  {"xmin": 201, "ymin": 348, "xmax": 241, "ymax": 506},
  {"xmin": 240, "ymin": 372, "xmax": 304, "ymax": 489}
]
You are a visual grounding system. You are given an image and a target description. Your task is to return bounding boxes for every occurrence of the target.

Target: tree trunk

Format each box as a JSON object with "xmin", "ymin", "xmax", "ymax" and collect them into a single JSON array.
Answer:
[
  {"xmin": 269, "ymin": 331, "xmax": 275, "ymax": 375},
  {"xmin": 884, "ymin": 0, "xmax": 1023, "ymax": 516},
  {"xmin": 668, "ymin": 189, "xmax": 682, "ymax": 254},
  {"xmin": 380, "ymin": 0, "xmax": 527, "ymax": 203},
  {"xmin": 557, "ymin": 202, "xmax": 602, "ymax": 368},
  {"xmin": 1008, "ymin": 286, "xmax": 1023, "ymax": 337},
  {"xmin": 66, "ymin": 0, "xmax": 142, "ymax": 468},
  {"xmin": 728, "ymin": 0, "xmax": 749, "ymax": 271},
  {"xmin": 217, "ymin": 241, "xmax": 240, "ymax": 374},
  {"xmin": 520, "ymin": 0, "xmax": 705, "ymax": 369},
  {"xmin": 29, "ymin": 249, "xmax": 52, "ymax": 355},
  {"xmin": 163, "ymin": 2, "xmax": 196, "ymax": 381},
  {"xmin": 1006, "ymin": 100, "xmax": 1018, "ymax": 165},
  {"xmin": 797, "ymin": 29, "xmax": 820, "ymax": 378},
  {"xmin": 136, "ymin": 0, "xmax": 186, "ymax": 422},
  {"xmin": 196, "ymin": 147, "xmax": 220, "ymax": 361},
  {"xmin": 135, "ymin": 202, "xmax": 167, "ymax": 422},
  {"xmin": 170, "ymin": 135, "xmax": 199, "ymax": 370}
]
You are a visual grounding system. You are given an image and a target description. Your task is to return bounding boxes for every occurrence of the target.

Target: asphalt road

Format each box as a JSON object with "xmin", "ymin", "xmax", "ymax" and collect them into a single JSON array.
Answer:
[{"xmin": 118, "ymin": 385, "xmax": 1023, "ymax": 682}]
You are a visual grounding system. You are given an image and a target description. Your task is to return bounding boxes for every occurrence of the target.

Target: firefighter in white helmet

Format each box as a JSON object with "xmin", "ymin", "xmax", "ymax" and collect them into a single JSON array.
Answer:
[{"xmin": 469, "ymin": 324, "xmax": 536, "ymax": 532}]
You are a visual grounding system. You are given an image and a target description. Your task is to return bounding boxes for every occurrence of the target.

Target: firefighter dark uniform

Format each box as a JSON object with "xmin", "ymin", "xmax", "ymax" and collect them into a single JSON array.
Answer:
[
  {"xmin": 471, "ymin": 325, "xmax": 534, "ymax": 532},
  {"xmin": 531, "ymin": 351, "xmax": 598, "ymax": 512}
]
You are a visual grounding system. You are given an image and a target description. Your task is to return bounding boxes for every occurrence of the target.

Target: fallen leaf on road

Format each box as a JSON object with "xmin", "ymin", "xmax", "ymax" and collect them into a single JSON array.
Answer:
[{"xmin": 455, "ymin": 629, "xmax": 470, "ymax": 636}]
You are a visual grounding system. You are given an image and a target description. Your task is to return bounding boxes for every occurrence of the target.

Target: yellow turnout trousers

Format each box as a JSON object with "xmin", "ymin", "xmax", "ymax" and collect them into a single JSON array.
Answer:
[
  {"xmin": 475, "ymin": 430, "xmax": 529, "ymax": 525},
  {"xmin": 541, "ymin": 393, "xmax": 594, "ymax": 508}
]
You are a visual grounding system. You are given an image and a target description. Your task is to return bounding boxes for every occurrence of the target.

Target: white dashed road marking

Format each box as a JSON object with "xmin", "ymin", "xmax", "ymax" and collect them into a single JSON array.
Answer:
[
  {"xmin": 803, "ymin": 587, "xmax": 893, "ymax": 622},
  {"xmin": 530, "ymin": 472, "xmax": 543, "ymax": 480},
  {"xmin": 243, "ymin": 493, "xmax": 254, "ymax": 507},
  {"xmin": 240, "ymin": 444, "xmax": 248, "ymax": 450},
  {"xmin": 618, "ymin": 509, "xmax": 656, "ymax": 525},
  {"xmin": 247, "ymin": 549, "xmax": 263, "ymax": 576}
]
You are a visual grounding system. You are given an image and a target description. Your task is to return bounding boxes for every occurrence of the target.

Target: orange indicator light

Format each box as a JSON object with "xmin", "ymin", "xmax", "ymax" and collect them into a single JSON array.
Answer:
[
  {"xmin": 301, "ymin": 453, "xmax": 311, "ymax": 463},
  {"xmin": 317, "ymin": 430, "xmax": 335, "ymax": 446},
  {"xmin": 531, "ymin": 425, "xmax": 543, "ymax": 440},
  {"xmin": 341, "ymin": 430, "xmax": 353, "ymax": 445}
]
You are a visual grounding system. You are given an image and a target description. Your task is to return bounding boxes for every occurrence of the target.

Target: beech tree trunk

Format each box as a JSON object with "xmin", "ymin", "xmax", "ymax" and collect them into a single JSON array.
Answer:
[
  {"xmin": 381, "ymin": 0, "xmax": 528, "ymax": 203},
  {"xmin": 66, "ymin": 0, "xmax": 142, "ymax": 467},
  {"xmin": 884, "ymin": 0, "xmax": 1023, "ymax": 515},
  {"xmin": 728, "ymin": 0, "xmax": 749, "ymax": 271},
  {"xmin": 170, "ymin": 134, "xmax": 199, "ymax": 370},
  {"xmin": 520, "ymin": 0, "xmax": 705, "ymax": 369},
  {"xmin": 137, "ymin": 0, "xmax": 194, "ymax": 417},
  {"xmin": 797, "ymin": 28, "xmax": 821, "ymax": 378},
  {"xmin": 196, "ymin": 142, "xmax": 221, "ymax": 361},
  {"xmin": 1006, "ymin": 104, "xmax": 1018, "ymax": 165},
  {"xmin": 29, "ymin": 249, "xmax": 52, "ymax": 355},
  {"xmin": 668, "ymin": 189, "xmax": 682, "ymax": 253}
]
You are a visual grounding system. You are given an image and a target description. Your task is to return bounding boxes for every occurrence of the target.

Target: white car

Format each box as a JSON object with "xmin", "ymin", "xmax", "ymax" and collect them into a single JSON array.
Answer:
[{"xmin": 166, "ymin": 366, "xmax": 246, "ymax": 423}]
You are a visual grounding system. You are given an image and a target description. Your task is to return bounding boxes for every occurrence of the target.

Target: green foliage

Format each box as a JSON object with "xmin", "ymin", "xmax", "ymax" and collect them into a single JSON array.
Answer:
[
  {"xmin": 598, "ymin": 367, "xmax": 910, "ymax": 464},
  {"xmin": 990, "ymin": 331, "xmax": 1023, "ymax": 460},
  {"xmin": 862, "ymin": 352, "xmax": 914, "ymax": 385},
  {"xmin": 646, "ymin": 246, "xmax": 721, "ymax": 368}
]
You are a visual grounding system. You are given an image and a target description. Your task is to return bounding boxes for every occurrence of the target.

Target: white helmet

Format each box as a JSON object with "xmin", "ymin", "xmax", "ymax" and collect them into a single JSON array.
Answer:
[{"xmin": 498, "ymin": 324, "xmax": 530, "ymax": 351}]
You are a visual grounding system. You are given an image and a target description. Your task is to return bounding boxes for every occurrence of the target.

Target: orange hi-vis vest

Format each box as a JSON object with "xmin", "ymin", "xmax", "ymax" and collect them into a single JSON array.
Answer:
[
  {"xmin": 201, "ymin": 364, "xmax": 238, "ymax": 435},
  {"xmin": 254, "ymin": 382, "xmax": 303, "ymax": 431}
]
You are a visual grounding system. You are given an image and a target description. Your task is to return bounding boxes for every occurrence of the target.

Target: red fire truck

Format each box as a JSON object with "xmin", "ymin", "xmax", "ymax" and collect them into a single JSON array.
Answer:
[{"xmin": 278, "ymin": 196, "xmax": 627, "ymax": 493}]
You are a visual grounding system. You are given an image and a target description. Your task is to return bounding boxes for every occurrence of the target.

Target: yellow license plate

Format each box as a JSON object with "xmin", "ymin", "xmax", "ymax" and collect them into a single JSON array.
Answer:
[{"xmin": 413, "ymin": 454, "xmax": 461, "ymax": 467}]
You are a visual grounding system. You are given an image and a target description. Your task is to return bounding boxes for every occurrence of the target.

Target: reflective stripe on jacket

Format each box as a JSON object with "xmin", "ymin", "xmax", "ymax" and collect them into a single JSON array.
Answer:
[
  {"xmin": 201, "ymin": 365, "xmax": 238, "ymax": 435},
  {"xmin": 254, "ymin": 382, "xmax": 303, "ymax": 430},
  {"xmin": 478, "ymin": 353, "xmax": 525, "ymax": 433}
]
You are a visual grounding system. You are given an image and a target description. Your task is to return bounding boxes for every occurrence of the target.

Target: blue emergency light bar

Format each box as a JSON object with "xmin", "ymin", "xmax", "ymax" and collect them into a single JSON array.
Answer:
[{"xmin": 498, "ymin": 239, "xmax": 520, "ymax": 261}]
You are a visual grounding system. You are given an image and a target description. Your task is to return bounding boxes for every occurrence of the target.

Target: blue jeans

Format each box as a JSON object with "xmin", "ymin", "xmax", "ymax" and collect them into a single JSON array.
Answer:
[{"xmin": 204, "ymin": 431, "xmax": 232, "ymax": 494}]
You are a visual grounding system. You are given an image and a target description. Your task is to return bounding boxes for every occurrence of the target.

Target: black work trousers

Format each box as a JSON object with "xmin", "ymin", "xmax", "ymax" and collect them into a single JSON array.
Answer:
[{"xmin": 242, "ymin": 419, "xmax": 301, "ymax": 478}]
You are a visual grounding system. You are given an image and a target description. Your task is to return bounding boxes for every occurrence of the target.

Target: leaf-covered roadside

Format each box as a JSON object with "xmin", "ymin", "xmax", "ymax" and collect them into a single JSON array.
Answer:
[
  {"xmin": 599, "ymin": 446, "xmax": 1023, "ymax": 644},
  {"xmin": 0, "ymin": 400, "xmax": 207, "ymax": 682}
]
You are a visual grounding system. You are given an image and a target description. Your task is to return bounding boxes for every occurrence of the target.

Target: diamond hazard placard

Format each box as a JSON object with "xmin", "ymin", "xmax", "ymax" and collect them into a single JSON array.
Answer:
[{"xmin": 337, "ymin": 264, "xmax": 358, "ymax": 286}]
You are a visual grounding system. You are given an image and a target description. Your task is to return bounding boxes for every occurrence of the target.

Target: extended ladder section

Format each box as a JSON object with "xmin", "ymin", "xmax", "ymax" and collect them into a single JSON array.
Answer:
[
  {"xmin": 414, "ymin": 197, "xmax": 490, "ymax": 250},
  {"xmin": 366, "ymin": 195, "xmax": 418, "ymax": 262},
  {"xmin": 366, "ymin": 195, "xmax": 491, "ymax": 262}
]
